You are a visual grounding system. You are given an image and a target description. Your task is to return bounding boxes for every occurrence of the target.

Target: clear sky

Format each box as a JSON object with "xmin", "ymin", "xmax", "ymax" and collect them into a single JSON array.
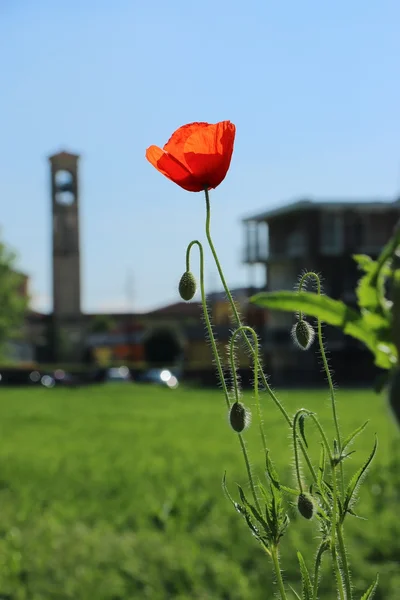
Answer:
[{"xmin": 1, "ymin": 0, "xmax": 400, "ymax": 314}]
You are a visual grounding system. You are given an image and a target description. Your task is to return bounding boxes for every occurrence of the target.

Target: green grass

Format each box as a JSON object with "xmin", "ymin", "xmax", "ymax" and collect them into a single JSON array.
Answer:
[{"xmin": 0, "ymin": 383, "xmax": 398, "ymax": 599}]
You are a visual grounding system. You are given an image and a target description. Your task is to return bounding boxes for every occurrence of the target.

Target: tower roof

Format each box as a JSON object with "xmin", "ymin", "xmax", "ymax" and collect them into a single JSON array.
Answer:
[{"xmin": 48, "ymin": 150, "xmax": 80, "ymax": 163}]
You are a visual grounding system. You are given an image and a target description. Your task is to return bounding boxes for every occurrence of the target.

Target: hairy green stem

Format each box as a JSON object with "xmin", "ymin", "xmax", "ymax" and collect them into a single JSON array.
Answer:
[
  {"xmin": 204, "ymin": 189, "xmax": 317, "ymax": 484},
  {"xmin": 271, "ymin": 545, "xmax": 288, "ymax": 600},
  {"xmin": 298, "ymin": 273, "xmax": 341, "ymax": 452},
  {"xmin": 337, "ymin": 524, "xmax": 352, "ymax": 600},
  {"xmin": 312, "ymin": 542, "xmax": 327, "ymax": 600},
  {"xmin": 204, "ymin": 188, "xmax": 290, "ymax": 423},
  {"xmin": 230, "ymin": 325, "xmax": 267, "ymax": 454},
  {"xmin": 186, "ymin": 240, "xmax": 260, "ymax": 511},
  {"xmin": 298, "ymin": 272, "xmax": 345, "ymax": 506},
  {"xmin": 331, "ymin": 466, "xmax": 346, "ymax": 600},
  {"xmin": 292, "ymin": 412, "xmax": 304, "ymax": 493},
  {"xmin": 186, "ymin": 241, "xmax": 230, "ymax": 409}
]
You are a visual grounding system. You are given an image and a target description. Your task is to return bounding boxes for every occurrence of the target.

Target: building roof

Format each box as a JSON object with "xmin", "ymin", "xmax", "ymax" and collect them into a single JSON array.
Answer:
[
  {"xmin": 145, "ymin": 301, "xmax": 203, "ymax": 317},
  {"xmin": 242, "ymin": 197, "xmax": 400, "ymax": 223}
]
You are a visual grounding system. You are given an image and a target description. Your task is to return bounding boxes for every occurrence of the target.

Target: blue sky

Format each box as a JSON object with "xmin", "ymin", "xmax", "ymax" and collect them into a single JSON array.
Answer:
[{"xmin": 1, "ymin": 0, "xmax": 400, "ymax": 313}]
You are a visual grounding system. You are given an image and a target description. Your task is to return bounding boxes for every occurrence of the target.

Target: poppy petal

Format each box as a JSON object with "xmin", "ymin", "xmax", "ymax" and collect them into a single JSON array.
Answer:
[
  {"xmin": 183, "ymin": 121, "xmax": 236, "ymax": 189},
  {"xmin": 145, "ymin": 145, "xmax": 204, "ymax": 192},
  {"xmin": 163, "ymin": 122, "xmax": 210, "ymax": 172},
  {"xmin": 146, "ymin": 121, "xmax": 236, "ymax": 192}
]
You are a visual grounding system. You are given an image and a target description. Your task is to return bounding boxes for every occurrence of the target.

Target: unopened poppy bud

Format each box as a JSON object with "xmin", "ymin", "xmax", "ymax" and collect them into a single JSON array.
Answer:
[
  {"xmin": 178, "ymin": 271, "xmax": 197, "ymax": 301},
  {"xmin": 291, "ymin": 319, "xmax": 315, "ymax": 351},
  {"xmin": 297, "ymin": 493, "xmax": 314, "ymax": 520},
  {"xmin": 229, "ymin": 401, "xmax": 250, "ymax": 433}
]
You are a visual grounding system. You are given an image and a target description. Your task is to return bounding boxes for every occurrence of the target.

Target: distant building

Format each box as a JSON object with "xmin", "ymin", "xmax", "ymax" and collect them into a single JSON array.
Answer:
[
  {"xmin": 16, "ymin": 148, "xmax": 266, "ymax": 377},
  {"xmin": 242, "ymin": 198, "xmax": 400, "ymax": 384},
  {"xmin": 25, "ymin": 288, "xmax": 266, "ymax": 379}
]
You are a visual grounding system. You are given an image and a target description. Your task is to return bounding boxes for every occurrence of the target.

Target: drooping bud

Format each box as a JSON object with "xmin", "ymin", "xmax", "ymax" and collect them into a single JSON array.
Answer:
[
  {"xmin": 229, "ymin": 401, "xmax": 250, "ymax": 433},
  {"xmin": 291, "ymin": 319, "xmax": 315, "ymax": 351},
  {"xmin": 178, "ymin": 271, "xmax": 197, "ymax": 301},
  {"xmin": 297, "ymin": 493, "xmax": 314, "ymax": 520}
]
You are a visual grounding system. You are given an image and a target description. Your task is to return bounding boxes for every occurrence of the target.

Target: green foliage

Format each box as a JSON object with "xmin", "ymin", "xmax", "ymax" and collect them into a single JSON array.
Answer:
[
  {"xmin": 296, "ymin": 551, "xmax": 313, "ymax": 600},
  {"xmin": 341, "ymin": 437, "xmax": 378, "ymax": 523},
  {"xmin": 0, "ymin": 385, "xmax": 397, "ymax": 599},
  {"xmin": 251, "ymin": 290, "xmax": 396, "ymax": 370},
  {"xmin": 0, "ymin": 236, "xmax": 28, "ymax": 358},
  {"xmin": 360, "ymin": 575, "xmax": 379, "ymax": 600}
]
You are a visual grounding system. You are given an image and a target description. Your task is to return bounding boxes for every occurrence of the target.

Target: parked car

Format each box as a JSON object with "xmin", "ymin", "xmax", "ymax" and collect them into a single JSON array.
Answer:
[
  {"xmin": 105, "ymin": 366, "xmax": 133, "ymax": 383},
  {"xmin": 137, "ymin": 368, "xmax": 179, "ymax": 388}
]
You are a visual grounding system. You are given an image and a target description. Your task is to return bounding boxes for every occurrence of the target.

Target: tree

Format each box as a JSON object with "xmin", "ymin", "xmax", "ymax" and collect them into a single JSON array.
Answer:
[
  {"xmin": 90, "ymin": 314, "xmax": 116, "ymax": 334},
  {"xmin": 0, "ymin": 235, "xmax": 28, "ymax": 360}
]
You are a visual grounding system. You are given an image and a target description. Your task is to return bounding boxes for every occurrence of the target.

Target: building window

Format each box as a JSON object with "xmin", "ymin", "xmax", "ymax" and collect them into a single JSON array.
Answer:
[
  {"xmin": 287, "ymin": 229, "xmax": 306, "ymax": 257},
  {"xmin": 320, "ymin": 212, "xmax": 344, "ymax": 254}
]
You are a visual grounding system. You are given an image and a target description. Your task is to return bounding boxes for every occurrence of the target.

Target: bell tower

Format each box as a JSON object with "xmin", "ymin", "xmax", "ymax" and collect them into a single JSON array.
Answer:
[{"xmin": 49, "ymin": 150, "xmax": 83, "ymax": 361}]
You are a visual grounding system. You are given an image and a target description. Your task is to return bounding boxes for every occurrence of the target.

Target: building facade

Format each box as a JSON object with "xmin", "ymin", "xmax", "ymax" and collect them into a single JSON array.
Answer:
[{"xmin": 242, "ymin": 198, "xmax": 400, "ymax": 384}]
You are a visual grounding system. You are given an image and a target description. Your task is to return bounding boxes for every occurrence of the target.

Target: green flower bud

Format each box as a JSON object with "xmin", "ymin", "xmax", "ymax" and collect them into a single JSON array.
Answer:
[
  {"xmin": 297, "ymin": 493, "xmax": 314, "ymax": 520},
  {"xmin": 291, "ymin": 319, "xmax": 315, "ymax": 351},
  {"xmin": 178, "ymin": 271, "xmax": 197, "ymax": 301},
  {"xmin": 229, "ymin": 401, "xmax": 250, "ymax": 433}
]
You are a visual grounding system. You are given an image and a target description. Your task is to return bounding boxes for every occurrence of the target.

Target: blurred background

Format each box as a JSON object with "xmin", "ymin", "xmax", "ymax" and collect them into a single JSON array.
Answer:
[{"xmin": 0, "ymin": 1, "xmax": 400, "ymax": 598}]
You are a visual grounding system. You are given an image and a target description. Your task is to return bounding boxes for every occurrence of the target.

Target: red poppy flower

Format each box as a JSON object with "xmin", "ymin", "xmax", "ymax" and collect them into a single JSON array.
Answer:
[{"xmin": 146, "ymin": 121, "xmax": 236, "ymax": 192}]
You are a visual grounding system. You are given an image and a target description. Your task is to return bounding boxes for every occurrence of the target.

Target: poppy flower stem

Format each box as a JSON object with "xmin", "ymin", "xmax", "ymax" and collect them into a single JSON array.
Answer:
[
  {"xmin": 185, "ymin": 240, "xmax": 230, "ymax": 410},
  {"xmin": 203, "ymin": 188, "xmax": 290, "ymax": 422},
  {"xmin": 203, "ymin": 187, "xmax": 318, "ymax": 483},
  {"xmin": 186, "ymin": 239, "xmax": 260, "ymax": 512}
]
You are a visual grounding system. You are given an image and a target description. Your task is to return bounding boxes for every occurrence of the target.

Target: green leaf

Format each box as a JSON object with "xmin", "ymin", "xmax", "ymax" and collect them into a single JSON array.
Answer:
[
  {"xmin": 298, "ymin": 414, "xmax": 308, "ymax": 449},
  {"xmin": 265, "ymin": 451, "xmax": 281, "ymax": 490},
  {"xmin": 251, "ymin": 290, "xmax": 397, "ymax": 369},
  {"xmin": 342, "ymin": 437, "xmax": 378, "ymax": 520},
  {"xmin": 353, "ymin": 254, "xmax": 374, "ymax": 272},
  {"xmin": 222, "ymin": 476, "xmax": 270, "ymax": 551},
  {"xmin": 279, "ymin": 484, "xmax": 299, "ymax": 496},
  {"xmin": 297, "ymin": 551, "xmax": 313, "ymax": 600},
  {"xmin": 251, "ymin": 291, "xmax": 375, "ymax": 349},
  {"xmin": 237, "ymin": 485, "xmax": 270, "ymax": 532},
  {"xmin": 360, "ymin": 574, "xmax": 379, "ymax": 600},
  {"xmin": 342, "ymin": 421, "xmax": 369, "ymax": 452}
]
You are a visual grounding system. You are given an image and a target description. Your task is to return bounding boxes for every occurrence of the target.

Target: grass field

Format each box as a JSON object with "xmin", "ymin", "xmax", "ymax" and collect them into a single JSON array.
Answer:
[{"xmin": 0, "ymin": 382, "xmax": 398, "ymax": 599}]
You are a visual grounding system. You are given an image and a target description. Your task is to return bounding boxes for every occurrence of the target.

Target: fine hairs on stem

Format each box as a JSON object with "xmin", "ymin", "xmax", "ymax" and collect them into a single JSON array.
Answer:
[
  {"xmin": 184, "ymin": 239, "xmax": 260, "ymax": 512},
  {"xmin": 180, "ymin": 188, "xmax": 377, "ymax": 599},
  {"xmin": 296, "ymin": 272, "xmax": 352, "ymax": 597}
]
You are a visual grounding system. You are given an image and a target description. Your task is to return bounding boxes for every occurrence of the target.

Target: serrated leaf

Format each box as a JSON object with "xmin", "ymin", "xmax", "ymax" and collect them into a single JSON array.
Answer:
[
  {"xmin": 297, "ymin": 551, "xmax": 313, "ymax": 600},
  {"xmin": 313, "ymin": 540, "xmax": 329, "ymax": 597},
  {"xmin": 237, "ymin": 485, "xmax": 270, "ymax": 532},
  {"xmin": 342, "ymin": 437, "xmax": 378, "ymax": 521},
  {"xmin": 279, "ymin": 484, "xmax": 299, "ymax": 496},
  {"xmin": 266, "ymin": 451, "xmax": 281, "ymax": 490},
  {"xmin": 346, "ymin": 507, "xmax": 367, "ymax": 520},
  {"xmin": 298, "ymin": 414, "xmax": 308, "ymax": 449},
  {"xmin": 360, "ymin": 574, "xmax": 379, "ymax": 599},
  {"xmin": 222, "ymin": 472, "xmax": 238, "ymax": 510},
  {"xmin": 342, "ymin": 421, "xmax": 369, "ymax": 452}
]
